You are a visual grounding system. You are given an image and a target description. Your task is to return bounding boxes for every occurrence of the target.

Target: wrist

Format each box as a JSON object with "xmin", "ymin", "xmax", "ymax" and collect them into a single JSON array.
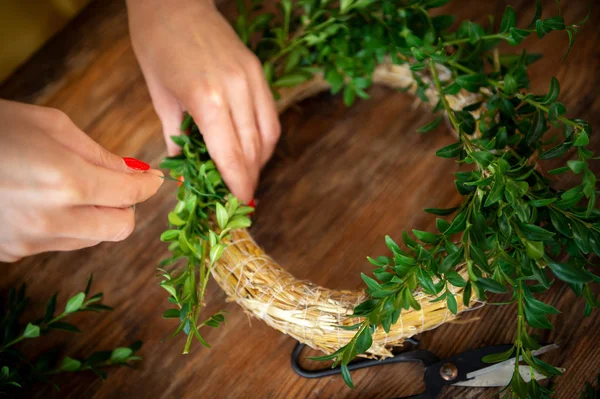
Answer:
[{"xmin": 126, "ymin": 0, "xmax": 216, "ymax": 11}]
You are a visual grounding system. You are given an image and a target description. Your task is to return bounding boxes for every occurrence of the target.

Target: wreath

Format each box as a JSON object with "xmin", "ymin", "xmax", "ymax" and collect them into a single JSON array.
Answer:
[{"xmin": 157, "ymin": 0, "xmax": 594, "ymax": 396}]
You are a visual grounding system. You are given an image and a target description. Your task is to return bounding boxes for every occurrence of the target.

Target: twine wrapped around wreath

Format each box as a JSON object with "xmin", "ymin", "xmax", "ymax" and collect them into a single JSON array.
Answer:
[{"xmin": 210, "ymin": 61, "xmax": 482, "ymax": 358}]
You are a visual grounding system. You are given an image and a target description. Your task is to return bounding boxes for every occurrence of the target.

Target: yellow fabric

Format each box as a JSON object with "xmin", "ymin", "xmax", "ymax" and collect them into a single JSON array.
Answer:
[{"xmin": 0, "ymin": 0, "xmax": 90, "ymax": 83}]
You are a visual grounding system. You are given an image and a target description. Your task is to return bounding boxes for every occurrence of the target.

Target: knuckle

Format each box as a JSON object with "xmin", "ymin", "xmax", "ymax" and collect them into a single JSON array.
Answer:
[
  {"xmin": 188, "ymin": 82, "xmax": 224, "ymax": 116},
  {"xmin": 220, "ymin": 150, "xmax": 246, "ymax": 173},
  {"xmin": 59, "ymin": 175, "xmax": 86, "ymax": 204},
  {"xmin": 226, "ymin": 67, "xmax": 247, "ymax": 87},
  {"xmin": 44, "ymin": 108, "xmax": 72, "ymax": 129}
]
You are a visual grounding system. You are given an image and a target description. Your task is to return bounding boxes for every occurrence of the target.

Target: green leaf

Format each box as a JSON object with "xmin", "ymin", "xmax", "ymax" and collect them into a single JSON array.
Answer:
[
  {"xmin": 355, "ymin": 327, "xmax": 373, "ymax": 354},
  {"xmin": 574, "ymin": 131, "xmax": 590, "ymax": 147},
  {"xmin": 50, "ymin": 321, "xmax": 81, "ymax": 333},
  {"xmin": 536, "ymin": 19, "xmax": 547, "ymax": 38},
  {"xmin": 436, "ymin": 218, "xmax": 450, "ymax": 233},
  {"xmin": 341, "ymin": 364, "xmax": 354, "ymax": 388},
  {"xmin": 417, "ymin": 269, "xmax": 437, "ymax": 294},
  {"xmin": 541, "ymin": 77, "xmax": 560, "ymax": 105},
  {"xmin": 467, "ymin": 21, "xmax": 485, "ymax": 44},
  {"xmin": 470, "ymin": 244, "xmax": 490, "ymax": 272},
  {"xmin": 417, "ymin": 116, "xmax": 443, "ymax": 133},
  {"xmin": 540, "ymin": 142, "xmax": 572, "ymax": 160},
  {"xmin": 470, "ymin": 151, "xmax": 494, "ymax": 169},
  {"xmin": 440, "ymin": 247, "xmax": 464, "ymax": 273},
  {"xmin": 110, "ymin": 347, "xmax": 133, "ymax": 363},
  {"xmin": 412, "ymin": 230, "xmax": 441, "ymax": 244},
  {"xmin": 209, "ymin": 244, "xmax": 226, "ymax": 265},
  {"xmin": 61, "ymin": 357, "xmax": 82, "ymax": 372},
  {"xmin": 446, "ymin": 292, "xmax": 458, "ymax": 314},
  {"xmin": 527, "ymin": 0, "xmax": 542, "ymax": 28},
  {"xmin": 410, "ymin": 47, "xmax": 427, "ymax": 62},
  {"xmin": 424, "ymin": 206, "xmax": 458, "ymax": 216},
  {"xmin": 23, "ymin": 322, "xmax": 40, "ymax": 339},
  {"xmin": 216, "ymin": 203, "xmax": 229, "ymax": 230},
  {"xmin": 567, "ymin": 160, "xmax": 587, "ymax": 174},
  {"xmin": 549, "ymin": 209, "xmax": 572, "ymax": 238},
  {"xmin": 528, "ymin": 198, "xmax": 556, "ymax": 207},
  {"xmin": 526, "ymin": 109, "xmax": 547, "ymax": 145},
  {"xmin": 44, "ymin": 292, "xmax": 58, "ymax": 321},
  {"xmin": 524, "ymin": 307, "xmax": 553, "ymax": 329},
  {"xmin": 518, "ymin": 223, "xmax": 555, "ymax": 241},
  {"xmin": 548, "ymin": 102, "xmax": 566, "ymax": 120},
  {"xmin": 273, "ymin": 72, "xmax": 312, "ymax": 87},
  {"xmin": 446, "ymin": 271, "xmax": 466, "ymax": 288},
  {"xmin": 509, "ymin": 27, "xmax": 531, "ymax": 45},
  {"xmin": 499, "ymin": 6, "xmax": 516, "ymax": 33},
  {"xmin": 477, "ymin": 278, "xmax": 508, "ymax": 294},
  {"xmin": 563, "ymin": 28, "xmax": 576, "ymax": 60},
  {"xmin": 445, "ymin": 210, "xmax": 468, "ymax": 234},
  {"xmin": 523, "ymin": 239, "xmax": 544, "ymax": 259},
  {"xmin": 543, "ymin": 16, "xmax": 565, "ymax": 31},
  {"xmin": 162, "ymin": 309, "xmax": 180, "ymax": 319},
  {"xmin": 547, "ymin": 260, "xmax": 593, "ymax": 284},
  {"xmin": 65, "ymin": 292, "xmax": 85, "ymax": 313},
  {"xmin": 160, "ymin": 229, "xmax": 180, "ymax": 242},
  {"xmin": 484, "ymin": 175, "xmax": 505, "ymax": 207},
  {"xmin": 343, "ymin": 85, "xmax": 356, "ymax": 106},
  {"xmin": 168, "ymin": 212, "xmax": 186, "ymax": 227},
  {"xmin": 503, "ymin": 73, "xmax": 517, "ymax": 96},
  {"xmin": 225, "ymin": 217, "xmax": 252, "ymax": 231},
  {"xmin": 436, "ymin": 142, "xmax": 463, "ymax": 158},
  {"xmin": 361, "ymin": 273, "xmax": 382, "ymax": 292},
  {"xmin": 482, "ymin": 346, "xmax": 514, "ymax": 363},
  {"xmin": 385, "ymin": 235, "xmax": 402, "ymax": 255},
  {"xmin": 455, "ymin": 74, "xmax": 487, "ymax": 93}
]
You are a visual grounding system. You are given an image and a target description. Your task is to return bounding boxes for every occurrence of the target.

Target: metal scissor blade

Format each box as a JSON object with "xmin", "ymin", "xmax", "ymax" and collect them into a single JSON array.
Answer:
[
  {"xmin": 452, "ymin": 365, "xmax": 565, "ymax": 387},
  {"xmin": 452, "ymin": 344, "xmax": 562, "ymax": 388}
]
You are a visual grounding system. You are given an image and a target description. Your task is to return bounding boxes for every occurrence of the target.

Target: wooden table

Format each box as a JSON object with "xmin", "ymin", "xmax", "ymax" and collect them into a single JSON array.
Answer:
[{"xmin": 1, "ymin": 1, "xmax": 599, "ymax": 398}]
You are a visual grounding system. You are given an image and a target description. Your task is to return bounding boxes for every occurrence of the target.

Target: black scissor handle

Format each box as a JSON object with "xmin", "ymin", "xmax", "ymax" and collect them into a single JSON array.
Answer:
[{"xmin": 291, "ymin": 339, "xmax": 439, "ymax": 379}]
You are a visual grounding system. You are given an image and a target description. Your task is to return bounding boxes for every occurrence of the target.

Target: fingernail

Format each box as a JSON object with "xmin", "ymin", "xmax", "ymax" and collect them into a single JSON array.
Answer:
[
  {"xmin": 123, "ymin": 157, "xmax": 150, "ymax": 171},
  {"xmin": 177, "ymin": 176, "xmax": 184, "ymax": 186},
  {"xmin": 248, "ymin": 199, "xmax": 256, "ymax": 208}
]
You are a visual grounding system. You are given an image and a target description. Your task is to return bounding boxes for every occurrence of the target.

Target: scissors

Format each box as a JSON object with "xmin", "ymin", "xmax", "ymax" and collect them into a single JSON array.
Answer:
[{"xmin": 291, "ymin": 340, "xmax": 561, "ymax": 398}]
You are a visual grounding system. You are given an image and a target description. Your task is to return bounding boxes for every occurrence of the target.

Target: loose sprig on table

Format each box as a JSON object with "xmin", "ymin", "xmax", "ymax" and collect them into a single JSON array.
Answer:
[
  {"xmin": 159, "ymin": 1, "xmax": 594, "ymax": 397},
  {"xmin": 0, "ymin": 275, "xmax": 142, "ymax": 395}
]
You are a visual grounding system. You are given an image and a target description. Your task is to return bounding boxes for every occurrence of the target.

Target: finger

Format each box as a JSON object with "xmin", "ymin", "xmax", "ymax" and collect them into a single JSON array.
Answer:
[
  {"xmin": 73, "ymin": 160, "xmax": 164, "ymax": 208},
  {"xmin": 147, "ymin": 81, "xmax": 185, "ymax": 156},
  {"xmin": 250, "ymin": 61, "xmax": 281, "ymax": 167},
  {"xmin": 39, "ymin": 108, "xmax": 133, "ymax": 172},
  {"xmin": 37, "ymin": 206, "xmax": 137, "ymax": 242},
  {"xmin": 27, "ymin": 238, "xmax": 102, "ymax": 256},
  {"xmin": 225, "ymin": 71, "xmax": 261, "ymax": 183},
  {"xmin": 186, "ymin": 86, "xmax": 255, "ymax": 203}
]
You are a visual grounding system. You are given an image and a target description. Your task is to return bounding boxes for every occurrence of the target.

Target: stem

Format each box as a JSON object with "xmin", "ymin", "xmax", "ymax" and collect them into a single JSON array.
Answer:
[
  {"xmin": 268, "ymin": 18, "xmax": 337, "ymax": 64},
  {"xmin": 1, "ymin": 336, "xmax": 24, "ymax": 350},
  {"xmin": 428, "ymin": 58, "xmax": 475, "ymax": 153},
  {"xmin": 443, "ymin": 33, "xmax": 510, "ymax": 47}
]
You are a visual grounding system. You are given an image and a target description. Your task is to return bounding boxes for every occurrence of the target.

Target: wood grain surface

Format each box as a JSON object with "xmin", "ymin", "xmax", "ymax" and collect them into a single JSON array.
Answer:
[{"xmin": 1, "ymin": 0, "xmax": 599, "ymax": 398}]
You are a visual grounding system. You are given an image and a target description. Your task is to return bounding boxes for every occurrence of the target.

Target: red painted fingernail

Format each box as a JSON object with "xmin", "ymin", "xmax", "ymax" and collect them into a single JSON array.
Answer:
[
  {"xmin": 123, "ymin": 157, "xmax": 150, "ymax": 171},
  {"xmin": 248, "ymin": 199, "xmax": 257, "ymax": 217}
]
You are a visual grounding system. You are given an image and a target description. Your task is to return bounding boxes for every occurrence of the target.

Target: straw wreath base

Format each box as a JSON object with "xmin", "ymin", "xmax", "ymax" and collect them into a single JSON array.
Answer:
[{"xmin": 210, "ymin": 61, "xmax": 482, "ymax": 358}]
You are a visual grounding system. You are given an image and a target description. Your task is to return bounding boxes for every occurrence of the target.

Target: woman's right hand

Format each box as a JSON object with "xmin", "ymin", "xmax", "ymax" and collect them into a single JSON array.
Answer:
[{"xmin": 0, "ymin": 99, "xmax": 164, "ymax": 262}]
